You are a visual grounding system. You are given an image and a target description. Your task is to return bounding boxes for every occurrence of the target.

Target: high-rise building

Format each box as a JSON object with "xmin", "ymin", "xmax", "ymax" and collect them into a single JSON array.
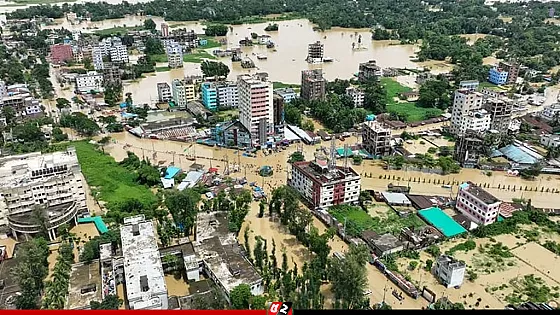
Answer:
[
  {"xmin": 102, "ymin": 62, "xmax": 122, "ymax": 84},
  {"xmin": 238, "ymin": 73, "xmax": 273, "ymax": 144},
  {"xmin": 75, "ymin": 71, "xmax": 104, "ymax": 93},
  {"xmin": 171, "ymin": 78, "xmax": 196, "ymax": 110},
  {"xmin": 92, "ymin": 46, "xmax": 104, "ymax": 70},
  {"xmin": 161, "ymin": 22, "xmax": 169, "ymax": 37},
  {"xmin": 0, "ymin": 148, "xmax": 86, "ymax": 240},
  {"xmin": 456, "ymin": 181, "xmax": 501, "ymax": 226},
  {"xmin": 346, "ymin": 86, "xmax": 365, "ymax": 107},
  {"xmin": 50, "ymin": 43, "xmax": 73, "ymax": 64},
  {"xmin": 454, "ymin": 109, "xmax": 491, "ymax": 136},
  {"xmin": 498, "ymin": 61, "xmax": 519, "ymax": 85},
  {"xmin": 300, "ymin": 69, "xmax": 326, "ymax": 101},
  {"xmin": 362, "ymin": 121, "xmax": 391, "ymax": 157},
  {"xmin": 166, "ymin": 41, "xmax": 183, "ymax": 69},
  {"xmin": 358, "ymin": 60, "xmax": 382, "ymax": 82},
  {"xmin": 217, "ymin": 82, "xmax": 239, "ymax": 108},
  {"xmin": 306, "ymin": 41, "xmax": 324, "ymax": 63},
  {"xmin": 157, "ymin": 82, "xmax": 172, "ymax": 103},
  {"xmin": 201, "ymin": 82, "xmax": 218, "ymax": 111},
  {"xmin": 485, "ymin": 98, "xmax": 513, "ymax": 134},
  {"xmin": 453, "ymin": 130, "xmax": 484, "ymax": 168},
  {"xmin": 450, "ymin": 89, "xmax": 485, "ymax": 136}
]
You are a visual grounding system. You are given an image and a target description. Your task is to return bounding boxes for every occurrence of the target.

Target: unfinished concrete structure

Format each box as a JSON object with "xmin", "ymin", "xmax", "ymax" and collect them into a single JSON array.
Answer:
[
  {"xmin": 300, "ymin": 69, "xmax": 326, "ymax": 101},
  {"xmin": 484, "ymin": 98, "xmax": 513, "ymax": 134},
  {"xmin": 358, "ymin": 60, "xmax": 382, "ymax": 82},
  {"xmin": 362, "ymin": 121, "xmax": 391, "ymax": 157},
  {"xmin": 306, "ymin": 41, "xmax": 324, "ymax": 63},
  {"xmin": 453, "ymin": 130, "xmax": 485, "ymax": 168}
]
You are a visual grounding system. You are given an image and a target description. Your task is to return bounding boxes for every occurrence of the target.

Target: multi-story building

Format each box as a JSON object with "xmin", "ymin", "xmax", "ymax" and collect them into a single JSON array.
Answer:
[
  {"xmin": 102, "ymin": 62, "xmax": 122, "ymax": 84},
  {"xmin": 306, "ymin": 41, "xmax": 324, "ymax": 63},
  {"xmin": 301, "ymin": 69, "xmax": 326, "ymax": 101},
  {"xmin": 289, "ymin": 159, "xmax": 361, "ymax": 209},
  {"xmin": 485, "ymin": 98, "xmax": 513, "ymax": 134},
  {"xmin": 458, "ymin": 80, "xmax": 479, "ymax": 91},
  {"xmin": 540, "ymin": 134, "xmax": 560, "ymax": 148},
  {"xmin": 455, "ymin": 109, "xmax": 491, "ymax": 136},
  {"xmin": 540, "ymin": 103, "xmax": 560, "ymax": 122},
  {"xmin": 456, "ymin": 181, "xmax": 501, "ymax": 226},
  {"xmin": 213, "ymin": 120, "xmax": 252, "ymax": 148},
  {"xmin": 274, "ymin": 88, "xmax": 297, "ymax": 103},
  {"xmin": 75, "ymin": 71, "xmax": 104, "ymax": 93},
  {"xmin": 171, "ymin": 78, "xmax": 196, "ymax": 110},
  {"xmin": 166, "ymin": 41, "xmax": 183, "ymax": 69},
  {"xmin": 273, "ymin": 94, "xmax": 284, "ymax": 127},
  {"xmin": 358, "ymin": 60, "xmax": 382, "ymax": 82},
  {"xmin": 161, "ymin": 22, "xmax": 169, "ymax": 37},
  {"xmin": 346, "ymin": 86, "xmax": 365, "ymax": 107},
  {"xmin": 0, "ymin": 90, "xmax": 43, "ymax": 119},
  {"xmin": 499, "ymin": 61, "xmax": 519, "ymax": 85},
  {"xmin": 217, "ymin": 82, "xmax": 238, "ymax": 108},
  {"xmin": 0, "ymin": 80, "xmax": 6, "ymax": 99},
  {"xmin": 120, "ymin": 215, "xmax": 168, "ymax": 310},
  {"xmin": 435, "ymin": 255, "xmax": 466, "ymax": 288},
  {"xmin": 0, "ymin": 148, "xmax": 86, "ymax": 240},
  {"xmin": 238, "ymin": 73, "xmax": 273, "ymax": 144},
  {"xmin": 157, "ymin": 82, "xmax": 172, "ymax": 103},
  {"xmin": 50, "ymin": 43, "xmax": 73, "ymax": 64},
  {"xmin": 362, "ymin": 121, "xmax": 391, "ymax": 157},
  {"xmin": 488, "ymin": 67, "xmax": 509, "ymax": 85},
  {"xmin": 92, "ymin": 46, "xmax": 104, "ymax": 70},
  {"xmin": 450, "ymin": 89, "xmax": 485, "ymax": 136},
  {"xmin": 201, "ymin": 82, "xmax": 218, "ymax": 111},
  {"xmin": 109, "ymin": 44, "xmax": 129, "ymax": 64},
  {"xmin": 453, "ymin": 130, "xmax": 484, "ymax": 168}
]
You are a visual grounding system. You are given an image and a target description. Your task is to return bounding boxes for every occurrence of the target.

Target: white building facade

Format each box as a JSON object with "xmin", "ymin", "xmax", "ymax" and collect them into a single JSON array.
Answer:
[
  {"xmin": 75, "ymin": 71, "xmax": 104, "ymax": 93},
  {"xmin": 166, "ymin": 41, "xmax": 183, "ymax": 69},
  {"xmin": 346, "ymin": 86, "xmax": 365, "ymax": 107},
  {"xmin": 217, "ymin": 83, "xmax": 239, "ymax": 108},
  {"xmin": 450, "ymin": 89, "xmax": 485, "ymax": 136},
  {"xmin": 455, "ymin": 109, "xmax": 491, "ymax": 135},
  {"xmin": 238, "ymin": 74, "xmax": 273, "ymax": 143},
  {"xmin": 435, "ymin": 255, "xmax": 466, "ymax": 288}
]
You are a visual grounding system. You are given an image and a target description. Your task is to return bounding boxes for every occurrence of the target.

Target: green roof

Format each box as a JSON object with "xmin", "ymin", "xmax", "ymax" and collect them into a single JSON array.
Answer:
[
  {"xmin": 418, "ymin": 207, "xmax": 466, "ymax": 238},
  {"xmin": 336, "ymin": 148, "xmax": 353, "ymax": 157}
]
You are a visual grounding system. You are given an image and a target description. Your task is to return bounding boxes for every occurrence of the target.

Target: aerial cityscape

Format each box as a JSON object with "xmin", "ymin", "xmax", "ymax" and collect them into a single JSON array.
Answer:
[{"xmin": 1, "ymin": 0, "xmax": 560, "ymax": 311}]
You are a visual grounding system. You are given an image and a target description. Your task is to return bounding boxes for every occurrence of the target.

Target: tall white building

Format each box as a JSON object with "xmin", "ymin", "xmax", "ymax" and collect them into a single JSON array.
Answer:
[
  {"xmin": 92, "ymin": 46, "xmax": 104, "ymax": 71},
  {"xmin": 120, "ymin": 215, "xmax": 168, "ymax": 310},
  {"xmin": 435, "ymin": 255, "xmax": 466, "ymax": 288},
  {"xmin": 0, "ymin": 148, "xmax": 86, "ymax": 240},
  {"xmin": 217, "ymin": 82, "xmax": 239, "ymax": 108},
  {"xmin": 540, "ymin": 103, "xmax": 560, "ymax": 122},
  {"xmin": 346, "ymin": 86, "xmax": 365, "ymax": 107},
  {"xmin": 166, "ymin": 41, "xmax": 183, "ymax": 69},
  {"xmin": 93, "ymin": 37, "xmax": 129, "ymax": 70},
  {"xmin": 455, "ymin": 109, "xmax": 491, "ymax": 135},
  {"xmin": 157, "ymin": 82, "xmax": 172, "ymax": 103},
  {"xmin": 75, "ymin": 71, "xmax": 104, "ymax": 93},
  {"xmin": 450, "ymin": 89, "xmax": 485, "ymax": 136},
  {"xmin": 109, "ymin": 44, "xmax": 129, "ymax": 63},
  {"xmin": 238, "ymin": 73, "xmax": 273, "ymax": 144}
]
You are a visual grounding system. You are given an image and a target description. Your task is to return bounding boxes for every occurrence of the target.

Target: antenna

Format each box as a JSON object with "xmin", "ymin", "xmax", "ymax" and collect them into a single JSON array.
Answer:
[
  {"xmin": 343, "ymin": 143, "xmax": 349, "ymax": 171},
  {"xmin": 329, "ymin": 136, "xmax": 336, "ymax": 169}
]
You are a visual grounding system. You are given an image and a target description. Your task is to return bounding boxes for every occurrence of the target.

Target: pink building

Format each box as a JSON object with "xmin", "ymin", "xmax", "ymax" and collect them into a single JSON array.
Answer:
[
  {"xmin": 237, "ymin": 73, "xmax": 273, "ymax": 145},
  {"xmin": 161, "ymin": 23, "xmax": 169, "ymax": 37},
  {"xmin": 50, "ymin": 44, "xmax": 73, "ymax": 64},
  {"xmin": 456, "ymin": 181, "xmax": 501, "ymax": 226}
]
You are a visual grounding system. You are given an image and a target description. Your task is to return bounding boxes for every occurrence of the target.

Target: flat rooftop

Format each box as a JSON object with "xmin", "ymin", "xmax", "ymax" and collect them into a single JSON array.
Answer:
[
  {"xmin": 195, "ymin": 212, "xmax": 261, "ymax": 294},
  {"xmin": 120, "ymin": 218, "xmax": 167, "ymax": 308},
  {"xmin": 459, "ymin": 181, "xmax": 500, "ymax": 204},
  {"xmin": 66, "ymin": 261, "xmax": 102, "ymax": 310},
  {"xmin": 292, "ymin": 161, "xmax": 360, "ymax": 185}
]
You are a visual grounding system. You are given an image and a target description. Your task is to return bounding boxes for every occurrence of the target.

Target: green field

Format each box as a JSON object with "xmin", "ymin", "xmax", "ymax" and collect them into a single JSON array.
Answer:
[
  {"xmin": 150, "ymin": 54, "xmax": 168, "ymax": 63},
  {"xmin": 155, "ymin": 66, "xmax": 171, "ymax": 72},
  {"xmin": 273, "ymin": 82, "xmax": 300, "ymax": 89},
  {"xmin": 184, "ymin": 50, "xmax": 216, "ymax": 63},
  {"xmin": 479, "ymin": 81, "xmax": 508, "ymax": 91},
  {"xmin": 328, "ymin": 204, "xmax": 426, "ymax": 237},
  {"xmin": 73, "ymin": 141, "xmax": 158, "ymax": 211},
  {"xmin": 198, "ymin": 36, "xmax": 223, "ymax": 49},
  {"xmin": 381, "ymin": 77, "xmax": 443, "ymax": 122}
]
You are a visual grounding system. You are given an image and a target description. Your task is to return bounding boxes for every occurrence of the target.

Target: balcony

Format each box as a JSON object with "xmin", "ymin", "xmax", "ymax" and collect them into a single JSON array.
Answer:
[{"xmin": 8, "ymin": 201, "xmax": 78, "ymax": 233}]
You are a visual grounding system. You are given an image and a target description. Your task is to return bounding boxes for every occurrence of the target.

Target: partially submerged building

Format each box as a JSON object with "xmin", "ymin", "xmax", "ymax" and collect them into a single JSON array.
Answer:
[
  {"xmin": 66, "ymin": 261, "xmax": 103, "ymax": 309},
  {"xmin": 361, "ymin": 230, "xmax": 404, "ymax": 257},
  {"xmin": 434, "ymin": 255, "xmax": 466, "ymax": 288},
  {"xmin": 362, "ymin": 121, "xmax": 391, "ymax": 157},
  {"xmin": 456, "ymin": 182, "xmax": 501, "ymax": 226}
]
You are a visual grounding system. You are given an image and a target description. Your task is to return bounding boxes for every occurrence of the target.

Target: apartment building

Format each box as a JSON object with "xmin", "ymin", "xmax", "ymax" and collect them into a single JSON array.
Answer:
[
  {"xmin": 75, "ymin": 71, "xmax": 104, "ymax": 93},
  {"xmin": 201, "ymin": 82, "xmax": 218, "ymax": 111},
  {"xmin": 435, "ymin": 255, "xmax": 466, "ymax": 288},
  {"xmin": 362, "ymin": 121, "xmax": 391, "ymax": 157},
  {"xmin": 273, "ymin": 88, "xmax": 297, "ymax": 103},
  {"xmin": 540, "ymin": 103, "xmax": 560, "ymax": 122},
  {"xmin": 0, "ymin": 80, "xmax": 6, "ymax": 99},
  {"xmin": 358, "ymin": 60, "xmax": 382, "ymax": 82},
  {"xmin": 50, "ymin": 43, "xmax": 73, "ymax": 64},
  {"xmin": 450, "ymin": 89, "xmax": 485, "ymax": 136},
  {"xmin": 166, "ymin": 41, "xmax": 183, "ymax": 69},
  {"xmin": 454, "ymin": 131, "xmax": 485, "ymax": 168},
  {"xmin": 485, "ymin": 98, "xmax": 513, "ymax": 134},
  {"xmin": 120, "ymin": 215, "xmax": 168, "ymax": 310},
  {"xmin": 157, "ymin": 82, "xmax": 172, "ymax": 103},
  {"xmin": 102, "ymin": 62, "xmax": 122, "ymax": 84},
  {"xmin": 499, "ymin": 61, "xmax": 519, "ymax": 85},
  {"xmin": 306, "ymin": 41, "xmax": 324, "ymax": 63},
  {"xmin": 289, "ymin": 159, "xmax": 361, "ymax": 209},
  {"xmin": 488, "ymin": 67, "xmax": 509, "ymax": 85},
  {"xmin": 0, "ymin": 90, "xmax": 43, "ymax": 119},
  {"xmin": 171, "ymin": 78, "xmax": 196, "ymax": 110},
  {"xmin": 237, "ymin": 73, "xmax": 273, "ymax": 144},
  {"xmin": 456, "ymin": 181, "xmax": 501, "ymax": 226},
  {"xmin": 346, "ymin": 86, "xmax": 365, "ymax": 107},
  {"xmin": 217, "ymin": 82, "xmax": 239, "ymax": 108},
  {"xmin": 0, "ymin": 148, "xmax": 86, "ymax": 240},
  {"xmin": 161, "ymin": 22, "xmax": 169, "ymax": 37},
  {"xmin": 109, "ymin": 44, "xmax": 129, "ymax": 64},
  {"xmin": 300, "ymin": 69, "xmax": 326, "ymax": 101},
  {"xmin": 92, "ymin": 46, "xmax": 104, "ymax": 70},
  {"xmin": 458, "ymin": 80, "xmax": 479, "ymax": 91},
  {"xmin": 455, "ymin": 109, "xmax": 491, "ymax": 135},
  {"xmin": 540, "ymin": 134, "xmax": 560, "ymax": 148}
]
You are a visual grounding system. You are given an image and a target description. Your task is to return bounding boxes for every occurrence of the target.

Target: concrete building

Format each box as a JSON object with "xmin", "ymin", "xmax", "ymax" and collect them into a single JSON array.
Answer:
[
  {"xmin": 161, "ymin": 22, "xmax": 169, "ymax": 37},
  {"xmin": 216, "ymin": 82, "xmax": 239, "ymax": 108},
  {"xmin": 201, "ymin": 82, "xmax": 218, "ymax": 111},
  {"xmin": 455, "ymin": 109, "xmax": 491, "ymax": 135},
  {"xmin": 346, "ymin": 86, "xmax": 365, "ymax": 107},
  {"xmin": 75, "ymin": 71, "xmax": 103, "ymax": 93},
  {"xmin": 102, "ymin": 62, "xmax": 122, "ymax": 84},
  {"xmin": 0, "ymin": 90, "xmax": 43, "ymax": 119},
  {"xmin": 453, "ymin": 131, "xmax": 485, "ymax": 168},
  {"xmin": 274, "ymin": 88, "xmax": 297, "ymax": 103},
  {"xmin": 213, "ymin": 120, "xmax": 252, "ymax": 148},
  {"xmin": 50, "ymin": 43, "xmax": 73, "ymax": 64},
  {"xmin": 109, "ymin": 44, "xmax": 129, "ymax": 64},
  {"xmin": 458, "ymin": 80, "xmax": 479, "ymax": 91},
  {"xmin": 92, "ymin": 46, "xmax": 104, "ymax": 70},
  {"xmin": 0, "ymin": 148, "xmax": 86, "ymax": 240},
  {"xmin": 362, "ymin": 121, "xmax": 391, "ymax": 157},
  {"xmin": 300, "ymin": 69, "xmax": 326, "ymax": 101},
  {"xmin": 166, "ymin": 41, "xmax": 183, "ymax": 69},
  {"xmin": 0, "ymin": 80, "xmax": 6, "ymax": 99},
  {"xmin": 120, "ymin": 215, "xmax": 168, "ymax": 310},
  {"xmin": 306, "ymin": 41, "xmax": 324, "ymax": 63},
  {"xmin": 289, "ymin": 159, "xmax": 361, "ymax": 209},
  {"xmin": 361, "ymin": 230, "xmax": 404, "ymax": 257},
  {"xmin": 238, "ymin": 73, "xmax": 274, "ymax": 144},
  {"xmin": 456, "ymin": 181, "xmax": 501, "ymax": 226},
  {"xmin": 434, "ymin": 255, "xmax": 466, "ymax": 288},
  {"xmin": 540, "ymin": 103, "xmax": 560, "ymax": 122},
  {"xmin": 499, "ymin": 61, "xmax": 519, "ymax": 85},
  {"xmin": 358, "ymin": 60, "xmax": 382, "ymax": 82},
  {"xmin": 488, "ymin": 67, "xmax": 509, "ymax": 85},
  {"xmin": 157, "ymin": 82, "xmax": 172, "ymax": 103},
  {"xmin": 485, "ymin": 98, "xmax": 513, "ymax": 134},
  {"xmin": 540, "ymin": 134, "xmax": 560, "ymax": 148},
  {"xmin": 171, "ymin": 78, "xmax": 196, "ymax": 110},
  {"xmin": 450, "ymin": 89, "xmax": 485, "ymax": 135},
  {"xmin": 195, "ymin": 211, "xmax": 264, "ymax": 303},
  {"xmin": 273, "ymin": 94, "xmax": 284, "ymax": 127}
]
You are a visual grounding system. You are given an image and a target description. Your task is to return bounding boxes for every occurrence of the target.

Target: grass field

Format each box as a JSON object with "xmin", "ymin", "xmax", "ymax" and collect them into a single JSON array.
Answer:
[
  {"xmin": 184, "ymin": 50, "xmax": 216, "ymax": 63},
  {"xmin": 73, "ymin": 141, "xmax": 157, "ymax": 211},
  {"xmin": 273, "ymin": 82, "xmax": 300, "ymax": 89},
  {"xmin": 155, "ymin": 66, "xmax": 171, "ymax": 72},
  {"xmin": 381, "ymin": 77, "xmax": 443, "ymax": 122},
  {"xmin": 197, "ymin": 36, "xmax": 223, "ymax": 49},
  {"xmin": 328, "ymin": 204, "xmax": 426, "ymax": 237}
]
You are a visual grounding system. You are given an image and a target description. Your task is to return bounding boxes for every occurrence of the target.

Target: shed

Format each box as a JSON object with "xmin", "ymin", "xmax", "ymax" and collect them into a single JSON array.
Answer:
[
  {"xmin": 164, "ymin": 166, "xmax": 182, "ymax": 179},
  {"xmin": 381, "ymin": 192, "xmax": 411, "ymax": 206}
]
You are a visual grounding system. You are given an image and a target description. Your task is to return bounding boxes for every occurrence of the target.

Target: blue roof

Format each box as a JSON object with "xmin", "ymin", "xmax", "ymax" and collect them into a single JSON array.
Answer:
[
  {"xmin": 165, "ymin": 166, "xmax": 181, "ymax": 179},
  {"xmin": 77, "ymin": 216, "xmax": 109, "ymax": 234},
  {"xmin": 418, "ymin": 207, "xmax": 467, "ymax": 238},
  {"xmin": 499, "ymin": 144, "xmax": 541, "ymax": 164}
]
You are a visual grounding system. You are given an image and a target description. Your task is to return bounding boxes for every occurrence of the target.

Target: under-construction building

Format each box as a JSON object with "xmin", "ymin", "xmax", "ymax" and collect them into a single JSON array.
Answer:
[
  {"xmin": 453, "ymin": 130, "xmax": 485, "ymax": 168},
  {"xmin": 484, "ymin": 98, "xmax": 513, "ymax": 134},
  {"xmin": 306, "ymin": 41, "xmax": 324, "ymax": 63},
  {"xmin": 498, "ymin": 60, "xmax": 520, "ymax": 85},
  {"xmin": 358, "ymin": 60, "xmax": 382, "ymax": 82},
  {"xmin": 300, "ymin": 69, "xmax": 326, "ymax": 101},
  {"xmin": 362, "ymin": 121, "xmax": 391, "ymax": 157}
]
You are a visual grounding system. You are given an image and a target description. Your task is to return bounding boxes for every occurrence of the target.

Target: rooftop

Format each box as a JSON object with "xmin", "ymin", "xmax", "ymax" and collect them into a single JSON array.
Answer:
[
  {"xmin": 195, "ymin": 212, "xmax": 262, "ymax": 295},
  {"xmin": 361, "ymin": 231, "xmax": 403, "ymax": 253},
  {"xmin": 437, "ymin": 254, "xmax": 466, "ymax": 269},
  {"xmin": 459, "ymin": 181, "xmax": 500, "ymax": 204},
  {"xmin": 418, "ymin": 207, "xmax": 467, "ymax": 238},
  {"xmin": 292, "ymin": 161, "xmax": 360, "ymax": 186},
  {"xmin": 363, "ymin": 120, "xmax": 390, "ymax": 132},
  {"xmin": 66, "ymin": 261, "xmax": 102, "ymax": 310},
  {"xmin": 120, "ymin": 216, "xmax": 167, "ymax": 309}
]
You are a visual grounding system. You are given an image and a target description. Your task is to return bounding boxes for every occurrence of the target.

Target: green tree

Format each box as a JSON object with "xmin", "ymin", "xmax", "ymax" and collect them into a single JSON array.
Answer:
[
  {"xmin": 230, "ymin": 284, "xmax": 252, "ymax": 309},
  {"xmin": 13, "ymin": 238, "xmax": 49, "ymax": 310},
  {"xmin": 201, "ymin": 60, "xmax": 230, "ymax": 78},
  {"xmin": 288, "ymin": 151, "xmax": 305, "ymax": 163},
  {"xmin": 284, "ymin": 103, "xmax": 302, "ymax": 126},
  {"xmin": 329, "ymin": 245, "xmax": 370, "ymax": 309},
  {"xmin": 2, "ymin": 106, "xmax": 16, "ymax": 125},
  {"xmin": 55, "ymin": 97, "xmax": 71, "ymax": 109},
  {"xmin": 164, "ymin": 189, "xmax": 201, "ymax": 236},
  {"xmin": 302, "ymin": 120, "xmax": 315, "ymax": 132},
  {"xmin": 144, "ymin": 37, "xmax": 165, "ymax": 55},
  {"xmin": 144, "ymin": 18, "xmax": 156, "ymax": 30},
  {"xmin": 90, "ymin": 295, "xmax": 122, "ymax": 309},
  {"xmin": 205, "ymin": 24, "xmax": 229, "ymax": 36},
  {"xmin": 250, "ymin": 295, "xmax": 268, "ymax": 309},
  {"xmin": 417, "ymin": 79, "xmax": 451, "ymax": 109}
]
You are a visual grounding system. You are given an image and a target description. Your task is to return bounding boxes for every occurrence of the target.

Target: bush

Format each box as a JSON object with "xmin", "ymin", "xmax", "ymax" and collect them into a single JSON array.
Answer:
[
  {"xmin": 467, "ymin": 269, "xmax": 478, "ymax": 281},
  {"xmin": 427, "ymin": 147, "xmax": 437, "ymax": 154},
  {"xmin": 408, "ymin": 261, "xmax": 418, "ymax": 270}
]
